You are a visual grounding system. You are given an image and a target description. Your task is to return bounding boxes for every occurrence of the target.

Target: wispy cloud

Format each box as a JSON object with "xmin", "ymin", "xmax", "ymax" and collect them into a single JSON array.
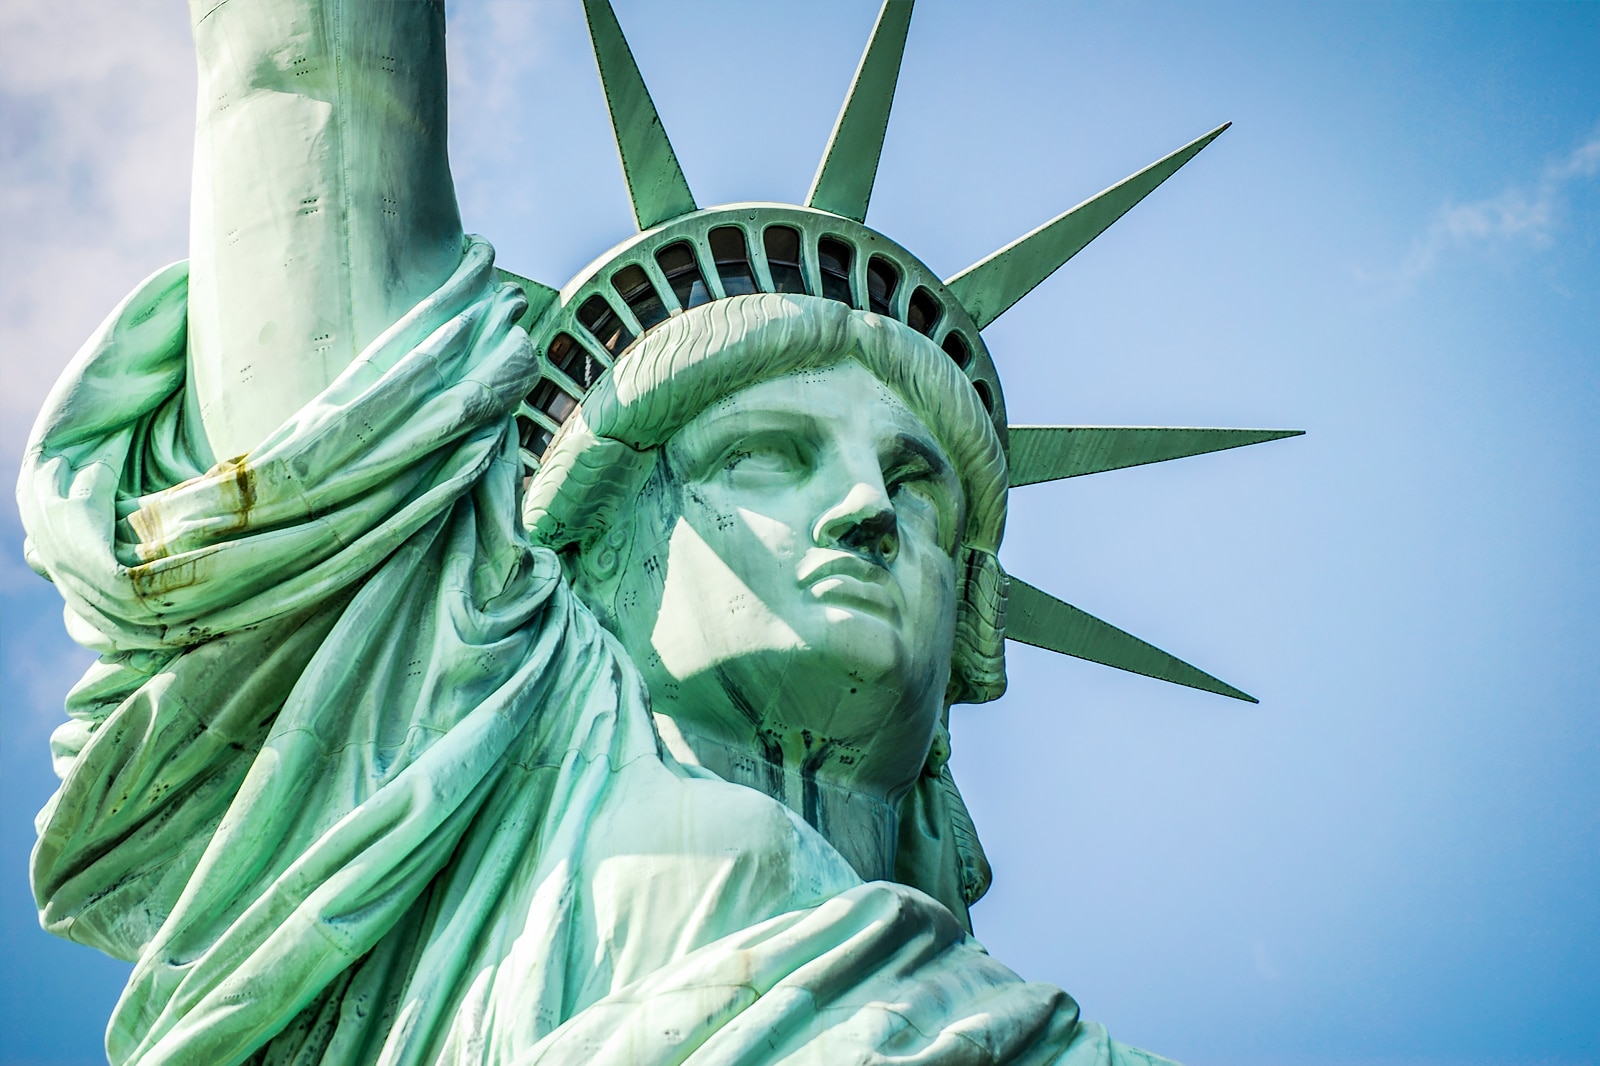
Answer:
[
  {"xmin": 0, "ymin": 0, "xmax": 586, "ymax": 465},
  {"xmin": 1397, "ymin": 128, "xmax": 1600, "ymax": 279},
  {"xmin": 0, "ymin": 0, "xmax": 194, "ymax": 461}
]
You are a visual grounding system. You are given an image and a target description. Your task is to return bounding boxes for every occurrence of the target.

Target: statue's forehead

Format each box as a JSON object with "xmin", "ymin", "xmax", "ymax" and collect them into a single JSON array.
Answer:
[{"xmin": 674, "ymin": 362, "xmax": 939, "ymax": 448}]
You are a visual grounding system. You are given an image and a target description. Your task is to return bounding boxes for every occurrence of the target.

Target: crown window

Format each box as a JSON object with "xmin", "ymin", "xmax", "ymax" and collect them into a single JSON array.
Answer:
[
  {"xmin": 941, "ymin": 330, "xmax": 971, "ymax": 370},
  {"xmin": 529, "ymin": 378, "xmax": 579, "ymax": 425},
  {"xmin": 655, "ymin": 241, "xmax": 711, "ymax": 309},
  {"xmin": 866, "ymin": 255, "xmax": 899, "ymax": 316},
  {"xmin": 546, "ymin": 331, "xmax": 598, "ymax": 389},
  {"xmin": 517, "ymin": 416, "xmax": 554, "ymax": 459},
  {"xmin": 708, "ymin": 226, "xmax": 759, "ymax": 296},
  {"xmin": 577, "ymin": 294, "xmax": 634, "ymax": 355},
  {"xmin": 906, "ymin": 287, "xmax": 942, "ymax": 336},
  {"xmin": 972, "ymin": 377, "xmax": 994, "ymax": 414},
  {"xmin": 612, "ymin": 264, "xmax": 669, "ymax": 331},
  {"xmin": 763, "ymin": 226, "xmax": 808, "ymax": 294},
  {"xmin": 817, "ymin": 237, "xmax": 854, "ymax": 306}
]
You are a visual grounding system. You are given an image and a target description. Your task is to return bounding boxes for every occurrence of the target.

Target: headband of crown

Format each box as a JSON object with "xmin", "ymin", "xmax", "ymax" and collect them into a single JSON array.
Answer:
[{"xmin": 501, "ymin": 0, "xmax": 1300, "ymax": 704}]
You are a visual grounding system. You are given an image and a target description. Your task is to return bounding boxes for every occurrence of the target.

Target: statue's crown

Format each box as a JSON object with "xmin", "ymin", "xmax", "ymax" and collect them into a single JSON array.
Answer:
[
  {"xmin": 503, "ymin": 0, "xmax": 1301, "ymax": 704},
  {"xmin": 512, "ymin": 203, "xmax": 1007, "ymax": 464}
]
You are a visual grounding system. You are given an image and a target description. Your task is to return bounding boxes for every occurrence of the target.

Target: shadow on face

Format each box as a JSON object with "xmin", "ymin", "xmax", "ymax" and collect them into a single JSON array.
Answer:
[{"xmin": 574, "ymin": 362, "xmax": 965, "ymax": 803}]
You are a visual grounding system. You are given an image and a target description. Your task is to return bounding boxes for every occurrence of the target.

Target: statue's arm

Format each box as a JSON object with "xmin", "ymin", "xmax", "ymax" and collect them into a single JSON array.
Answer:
[{"xmin": 185, "ymin": 0, "xmax": 464, "ymax": 462}]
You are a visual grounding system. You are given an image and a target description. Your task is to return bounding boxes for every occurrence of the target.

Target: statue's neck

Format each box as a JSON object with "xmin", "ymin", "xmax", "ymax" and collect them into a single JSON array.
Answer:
[{"xmin": 653, "ymin": 713, "xmax": 899, "ymax": 882}]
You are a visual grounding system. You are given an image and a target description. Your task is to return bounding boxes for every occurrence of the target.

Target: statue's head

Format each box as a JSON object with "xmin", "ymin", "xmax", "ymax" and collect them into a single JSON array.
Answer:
[
  {"xmin": 523, "ymin": 292, "xmax": 1007, "ymax": 813},
  {"xmin": 503, "ymin": 1, "xmax": 1277, "ymax": 922}
]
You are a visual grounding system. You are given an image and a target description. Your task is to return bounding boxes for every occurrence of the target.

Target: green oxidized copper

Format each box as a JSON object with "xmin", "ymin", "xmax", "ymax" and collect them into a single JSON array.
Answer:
[{"xmin": 16, "ymin": 0, "xmax": 1300, "ymax": 1061}]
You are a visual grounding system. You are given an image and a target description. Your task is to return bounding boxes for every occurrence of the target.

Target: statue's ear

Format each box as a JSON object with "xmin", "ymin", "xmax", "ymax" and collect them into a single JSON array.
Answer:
[
  {"xmin": 571, "ymin": 522, "xmax": 630, "ymax": 586},
  {"xmin": 950, "ymin": 547, "xmax": 1008, "ymax": 706},
  {"xmin": 892, "ymin": 723, "xmax": 992, "ymax": 932}
]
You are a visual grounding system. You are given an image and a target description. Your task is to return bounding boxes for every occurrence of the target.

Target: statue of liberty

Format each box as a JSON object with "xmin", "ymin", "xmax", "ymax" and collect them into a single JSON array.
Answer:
[{"xmin": 16, "ymin": 1, "xmax": 1296, "ymax": 1062}]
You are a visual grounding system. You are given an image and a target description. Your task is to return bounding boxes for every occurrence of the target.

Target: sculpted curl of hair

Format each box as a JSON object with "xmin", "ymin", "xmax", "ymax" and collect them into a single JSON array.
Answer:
[{"xmin": 521, "ymin": 293, "xmax": 1009, "ymax": 706}]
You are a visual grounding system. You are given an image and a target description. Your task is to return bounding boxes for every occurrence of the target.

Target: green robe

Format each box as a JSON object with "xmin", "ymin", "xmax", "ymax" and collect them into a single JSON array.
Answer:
[{"xmin": 18, "ymin": 237, "xmax": 1172, "ymax": 1066}]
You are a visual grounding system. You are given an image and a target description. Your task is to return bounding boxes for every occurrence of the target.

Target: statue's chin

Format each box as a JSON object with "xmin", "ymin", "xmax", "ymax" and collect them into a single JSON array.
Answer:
[
  {"xmin": 800, "ymin": 604, "xmax": 918, "ymax": 685},
  {"xmin": 656, "ymin": 634, "xmax": 941, "ymax": 802}
]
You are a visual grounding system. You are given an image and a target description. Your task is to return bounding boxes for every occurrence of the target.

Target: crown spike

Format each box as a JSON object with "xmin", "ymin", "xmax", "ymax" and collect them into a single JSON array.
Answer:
[
  {"xmin": 583, "ymin": 1, "xmax": 697, "ymax": 230},
  {"xmin": 805, "ymin": 0, "xmax": 914, "ymax": 222},
  {"xmin": 1009, "ymin": 426, "xmax": 1302, "ymax": 487},
  {"xmin": 1006, "ymin": 577, "xmax": 1257, "ymax": 702},
  {"xmin": 947, "ymin": 122, "xmax": 1230, "ymax": 330}
]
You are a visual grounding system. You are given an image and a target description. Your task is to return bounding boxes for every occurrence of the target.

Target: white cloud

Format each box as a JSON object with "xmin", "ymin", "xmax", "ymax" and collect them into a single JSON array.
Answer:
[
  {"xmin": 1397, "ymin": 127, "xmax": 1600, "ymax": 279},
  {"xmin": 0, "ymin": 0, "xmax": 194, "ymax": 462},
  {"xmin": 0, "ymin": 0, "xmax": 574, "ymax": 465}
]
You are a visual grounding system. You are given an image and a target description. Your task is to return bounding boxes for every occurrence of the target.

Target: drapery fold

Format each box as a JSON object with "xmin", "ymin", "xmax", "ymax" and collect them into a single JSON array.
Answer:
[{"xmin": 18, "ymin": 239, "xmax": 1172, "ymax": 1066}]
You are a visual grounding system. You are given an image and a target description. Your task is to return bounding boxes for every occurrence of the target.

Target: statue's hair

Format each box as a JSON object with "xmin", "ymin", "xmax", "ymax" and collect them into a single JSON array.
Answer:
[{"xmin": 522, "ymin": 293, "xmax": 1009, "ymax": 706}]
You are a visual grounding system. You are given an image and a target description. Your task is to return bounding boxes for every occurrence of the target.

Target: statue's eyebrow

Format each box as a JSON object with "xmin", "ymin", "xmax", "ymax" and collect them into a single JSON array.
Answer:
[
  {"xmin": 671, "ymin": 403, "xmax": 818, "ymax": 475},
  {"xmin": 692, "ymin": 403, "xmax": 815, "ymax": 441},
  {"xmin": 892, "ymin": 432, "xmax": 953, "ymax": 480}
]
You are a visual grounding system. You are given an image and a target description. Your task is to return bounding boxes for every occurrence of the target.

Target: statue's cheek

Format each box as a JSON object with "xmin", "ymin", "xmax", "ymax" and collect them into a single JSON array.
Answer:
[{"xmin": 652, "ymin": 517, "xmax": 808, "ymax": 680}]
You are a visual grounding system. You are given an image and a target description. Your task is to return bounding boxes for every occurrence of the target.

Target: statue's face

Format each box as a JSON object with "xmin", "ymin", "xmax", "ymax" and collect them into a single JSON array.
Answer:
[{"xmin": 581, "ymin": 361, "xmax": 964, "ymax": 800}]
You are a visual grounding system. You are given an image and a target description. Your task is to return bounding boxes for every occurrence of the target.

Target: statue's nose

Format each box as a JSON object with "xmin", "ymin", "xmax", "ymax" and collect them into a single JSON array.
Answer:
[{"xmin": 813, "ymin": 482, "xmax": 899, "ymax": 567}]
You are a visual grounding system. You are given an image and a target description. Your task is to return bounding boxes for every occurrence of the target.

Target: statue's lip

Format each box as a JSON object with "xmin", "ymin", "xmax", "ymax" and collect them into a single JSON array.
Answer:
[
  {"xmin": 798, "ymin": 553, "xmax": 899, "ymax": 619},
  {"xmin": 797, "ymin": 551, "xmax": 891, "ymax": 588}
]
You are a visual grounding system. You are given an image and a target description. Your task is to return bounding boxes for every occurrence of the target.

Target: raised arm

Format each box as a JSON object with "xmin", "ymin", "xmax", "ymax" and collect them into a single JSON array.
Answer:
[{"xmin": 185, "ymin": 0, "xmax": 463, "ymax": 461}]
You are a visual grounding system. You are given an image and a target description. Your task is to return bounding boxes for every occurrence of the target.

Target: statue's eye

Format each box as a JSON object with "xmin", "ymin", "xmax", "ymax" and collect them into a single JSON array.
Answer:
[
  {"xmin": 889, "ymin": 466, "xmax": 940, "ymax": 511},
  {"xmin": 723, "ymin": 437, "xmax": 805, "ymax": 479},
  {"xmin": 891, "ymin": 474, "xmax": 935, "ymax": 502},
  {"xmin": 886, "ymin": 452, "xmax": 937, "ymax": 498},
  {"xmin": 886, "ymin": 448, "xmax": 960, "ymax": 551}
]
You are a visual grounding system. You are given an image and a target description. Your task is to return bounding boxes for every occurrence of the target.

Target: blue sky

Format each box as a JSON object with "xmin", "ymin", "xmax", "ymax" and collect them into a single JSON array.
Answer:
[{"xmin": 2, "ymin": 2, "xmax": 1596, "ymax": 1064}]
